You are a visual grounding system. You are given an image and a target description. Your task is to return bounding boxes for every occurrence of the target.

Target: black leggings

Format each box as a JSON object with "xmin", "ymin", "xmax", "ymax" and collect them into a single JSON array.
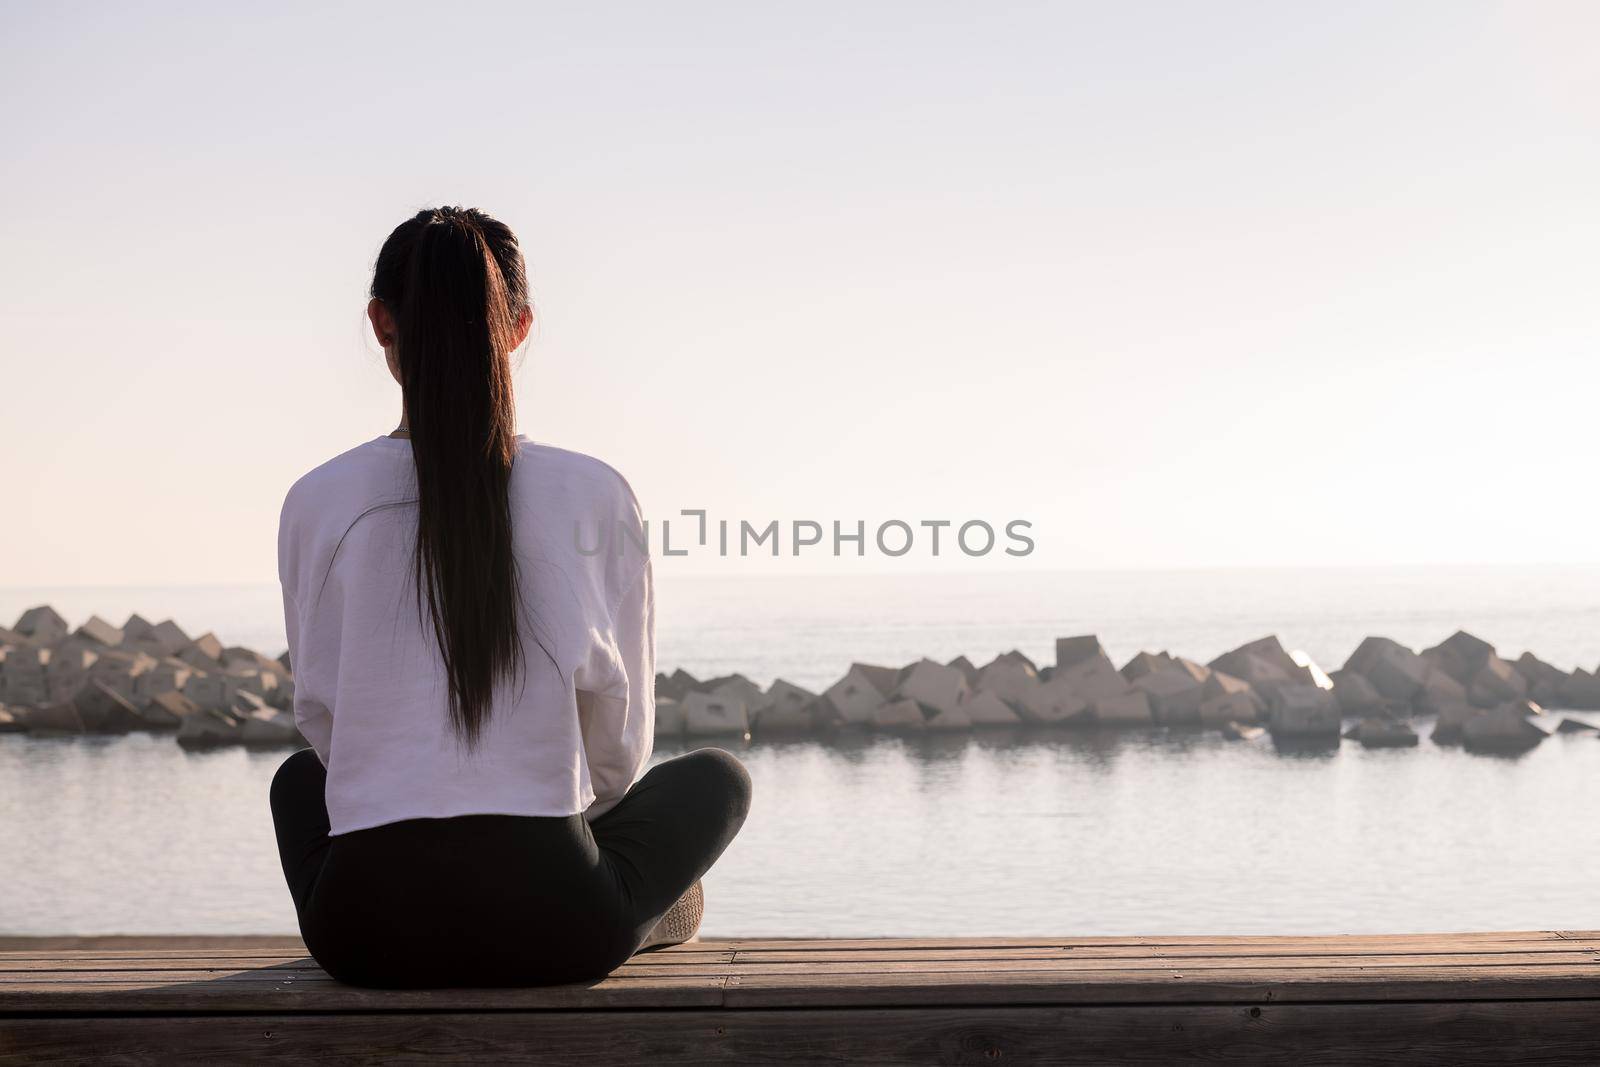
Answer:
[{"xmin": 269, "ymin": 746, "xmax": 752, "ymax": 988}]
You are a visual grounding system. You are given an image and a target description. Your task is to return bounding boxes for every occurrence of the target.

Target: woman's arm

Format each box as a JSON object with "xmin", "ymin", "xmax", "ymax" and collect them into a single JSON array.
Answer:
[
  {"xmin": 280, "ymin": 584, "xmax": 333, "ymax": 767},
  {"xmin": 579, "ymin": 555, "xmax": 655, "ymax": 820}
]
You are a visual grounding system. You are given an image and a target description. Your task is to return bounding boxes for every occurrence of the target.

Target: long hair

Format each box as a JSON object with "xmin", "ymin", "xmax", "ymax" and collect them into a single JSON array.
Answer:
[{"xmin": 370, "ymin": 206, "xmax": 527, "ymax": 748}]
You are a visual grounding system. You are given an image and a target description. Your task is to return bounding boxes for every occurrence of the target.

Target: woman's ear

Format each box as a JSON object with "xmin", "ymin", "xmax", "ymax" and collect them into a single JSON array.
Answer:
[
  {"xmin": 514, "ymin": 304, "xmax": 534, "ymax": 348},
  {"xmin": 367, "ymin": 298, "xmax": 396, "ymax": 348},
  {"xmin": 369, "ymin": 298, "xmax": 402, "ymax": 385}
]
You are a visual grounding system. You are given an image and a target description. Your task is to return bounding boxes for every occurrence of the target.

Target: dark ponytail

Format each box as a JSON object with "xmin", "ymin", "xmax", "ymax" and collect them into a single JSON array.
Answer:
[{"xmin": 370, "ymin": 206, "xmax": 528, "ymax": 748}]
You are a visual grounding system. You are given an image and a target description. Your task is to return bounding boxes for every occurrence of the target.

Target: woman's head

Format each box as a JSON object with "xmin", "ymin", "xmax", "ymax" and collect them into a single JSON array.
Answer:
[
  {"xmin": 367, "ymin": 206, "xmax": 532, "ymax": 748},
  {"xmin": 368, "ymin": 206, "xmax": 532, "ymax": 408}
]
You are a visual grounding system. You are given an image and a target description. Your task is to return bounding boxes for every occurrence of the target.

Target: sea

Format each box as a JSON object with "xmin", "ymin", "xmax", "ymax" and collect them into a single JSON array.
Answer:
[{"xmin": 3, "ymin": 565, "xmax": 1598, "ymax": 937}]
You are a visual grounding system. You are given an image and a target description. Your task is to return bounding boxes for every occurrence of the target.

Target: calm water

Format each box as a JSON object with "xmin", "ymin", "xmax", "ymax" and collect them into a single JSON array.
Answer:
[
  {"xmin": 3, "ymin": 566, "xmax": 1600, "ymax": 936},
  {"xmin": 3, "ymin": 727, "xmax": 1598, "ymax": 937}
]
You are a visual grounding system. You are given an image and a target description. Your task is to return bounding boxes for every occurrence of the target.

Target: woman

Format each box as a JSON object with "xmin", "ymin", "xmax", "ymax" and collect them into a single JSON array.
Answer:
[{"xmin": 268, "ymin": 206, "xmax": 751, "ymax": 988}]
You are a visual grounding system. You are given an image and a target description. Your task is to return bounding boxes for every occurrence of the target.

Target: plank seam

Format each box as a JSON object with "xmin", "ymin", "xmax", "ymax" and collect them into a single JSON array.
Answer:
[{"xmin": 5, "ymin": 994, "xmax": 1600, "ymax": 1022}]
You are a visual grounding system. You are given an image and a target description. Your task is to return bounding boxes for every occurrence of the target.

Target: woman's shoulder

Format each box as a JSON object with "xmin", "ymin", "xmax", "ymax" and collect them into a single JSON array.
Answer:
[
  {"xmin": 513, "ymin": 438, "xmax": 642, "ymax": 521},
  {"xmin": 514, "ymin": 440, "xmax": 649, "ymax": 598},
  {"xmin": 279, "ymin": 437, "xmax": 407, "ymax": 525}
]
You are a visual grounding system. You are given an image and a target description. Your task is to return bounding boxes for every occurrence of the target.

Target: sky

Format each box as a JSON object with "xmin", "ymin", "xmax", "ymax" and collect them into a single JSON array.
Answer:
[{"xmin": 2, "ymin": 0, "xmax": 1598, "ymax": 586}]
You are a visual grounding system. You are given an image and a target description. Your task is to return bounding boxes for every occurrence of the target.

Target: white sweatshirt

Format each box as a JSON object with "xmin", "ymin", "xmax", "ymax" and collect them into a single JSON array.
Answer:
[{"xmin": 276, "ymin": 434, "xmax": 654, "ymax": 836}]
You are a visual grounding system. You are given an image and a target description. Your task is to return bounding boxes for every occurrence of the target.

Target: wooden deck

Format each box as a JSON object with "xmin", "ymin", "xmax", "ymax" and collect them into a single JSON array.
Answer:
[{"xmin": 3, "ymin": 931, "xmax": 1600, "ymax": 1063}]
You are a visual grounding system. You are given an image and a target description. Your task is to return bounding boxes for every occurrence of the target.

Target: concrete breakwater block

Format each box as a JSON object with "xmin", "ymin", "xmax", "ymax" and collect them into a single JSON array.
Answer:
[
  {"xmin": 182, "ymin": 672, "xmax": 229, "ymax": 712},
  {"xmin": 1120, "ymin": 651, "xmax": 1174, "ymax": 681},
  {"xmin": 974, "ymin": 654, "xmax": 1043, "ymax": 716},
  {"xmin": 1053, "ymin": 641, "xmax": 1131, "ymax": 704},
  {"xmin": 1468, "ymin": 656, "xmax": 1529, "ymax": 707},
  {"xmin": 20, "ymin": 701, "xmax": 87, "ymax": 736},
  {"xmin": 0, "ymin": 666, "xmax": 48, "ymax": 708},
  {"xmin": 1560, "ymin": 668, "xmax": 1600, "ymax": 710},
  {"xmin": 1422, "ymin": 630, "xmax": 1497, "ymax": 685},
  {"xmin": 820, "ymin": 663, "xmax": 895, "ymax": 726},
  {"xmin": 177, "ymin": 708, "xmax": 247, "ymax": 748},
  {"xmin": 121, "ymin": 613, "xmax": 158, "ymax": 644},
  {"xmin": 1268, "ymin": 684, "xmax": 1341, "ymax": 739},
  {"xmin": 871, "ymin": 697, "xmax": 927, "ymax": 732},
  {"xmin": 1091, "ymin": 689, "xmax": 1154, "ymax": 727},
  {"xmin": 72, "ymin": 681, "xmax": 144, "ymax": 733},
  {"xmin": 680, "ymin": 690, "xmax": 750, "ymax": 739},
  {"xmin": 1054, "ymin": 635, "xmax": 1110, "ymax": 672},
  {"xmin": 894, "ymin": 659, "xmax": 969, "ymax": 720},
  {"xmin": 946, "ymin": 655, "xmax": 980, "ymax": 687},
  {"xmin": 1011, "ymin": 673, "xmax": 1090, "ymax": 725},
  {"xmin": 707, "ymin": 675, "xmax": 768, "ymax": 719},
  {"xmin": 14, "ymin": 606, "xmax": 68, "ymax": 645},
  {"xmin": 240, "ymin": 710, "xmax": 304, "ymax": 747},
  {"xmin": 1516, "ymin": 652, "xmax": 1570, "ymax": 706},
  {"xmin": 139, "ymin": 690, "xmax": 201, "ymax": 730},
  {"xmin": 148, "ymin": 620, "xmax": 193, "ymax": 656},
  {"xmin": 1209, "ymin": 636, "xmax": 1317, "ymax": 703},
  {"xmin": 134, "ymin": 660, "xmax": 193, "ymax": 702},
  {"xmin": 655, "ymin": 668, "xmax": 701, "ymax": 703},
  {"xmin": 1343, "ymin": 717, "xmax": 1420, "ymax": 748},
  {"xmin": 963, "ymin": 689, "xmax": 1021, "ymax": 726},
  {"xmin": 1130, "ymin": 664, "xmax": 1205, "ymax": 725},
  {"xmin": 73, "ymin": 615, "xmax": 124, "ymax": 648},
  {"xmin": 1198, "ymin": 670, "xmax": 1265, "ymax": 727},
  {"xmin": 1429, "ymin": 701, "xmax": 1479, "ymax": 746},
  {"xmin": 1460, "ymin": 700, "xmax": 1548, "ymax": 754},
  {"xmin": 177, "ymin": 633, "xmax": 226, "ymax": 672},
  {"xmin": 1415, "ymin": 667, "xmax": 1469, "ymax": 715},
  {"xmin": 88, "ymin": 649, "xmax": 158, "ymax": 702},
  {"xmin": 1343, "ymin": 637, "xmax": 1429, "ymax": 702},
  {"xmin": 1329, "ymin": 669, "xmax": 1386, "ymax": 715},
  {"xmin": 655, "ymin": 697, "xmax": 686, "ymax": 738},
  {"xmin": 752, "ymin": 679, "xmax": 821, "ymax": 736}
]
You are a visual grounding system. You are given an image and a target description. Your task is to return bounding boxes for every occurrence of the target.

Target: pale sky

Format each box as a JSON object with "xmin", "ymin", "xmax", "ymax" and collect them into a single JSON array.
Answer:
[{"xmin": 3, "ymin": 1, "xmax": 1598, "ymax": 586}]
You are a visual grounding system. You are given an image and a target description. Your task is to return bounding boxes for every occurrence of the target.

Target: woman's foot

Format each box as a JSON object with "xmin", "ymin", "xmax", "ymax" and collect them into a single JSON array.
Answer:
[{"xmin": 637, "ymin": 880, "xmax": 703, "ymax": 951}]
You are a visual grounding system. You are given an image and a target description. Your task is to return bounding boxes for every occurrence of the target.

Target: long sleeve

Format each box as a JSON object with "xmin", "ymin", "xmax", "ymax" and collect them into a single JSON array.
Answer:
[
  {"xmin": 579, "ymin": 556, "xmax": 656, "ymax": 820},
  {"xmin": 281, "ymin": 577, "xmax": 332, "ymax": 767}
]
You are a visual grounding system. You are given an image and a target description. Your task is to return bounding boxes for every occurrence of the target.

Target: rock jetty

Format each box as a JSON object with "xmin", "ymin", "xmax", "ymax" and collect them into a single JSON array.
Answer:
[
  {"xmin": 0, "ymin": 607, "xmax": 302, "ymax": 749},
  {"xmin": 4, "ymin": 608, "xmax": 1597, "ymax": 758},
  {"xmin": 655, "ymin": 629, "xmax": 1600, "ymax": 755}
]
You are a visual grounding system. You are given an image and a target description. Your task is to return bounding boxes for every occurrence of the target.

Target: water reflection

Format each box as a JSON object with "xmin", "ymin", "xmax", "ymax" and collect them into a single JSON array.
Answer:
[{"xmin": 3, "ymin": 728, "xmax": 1598, "ymax": 938}]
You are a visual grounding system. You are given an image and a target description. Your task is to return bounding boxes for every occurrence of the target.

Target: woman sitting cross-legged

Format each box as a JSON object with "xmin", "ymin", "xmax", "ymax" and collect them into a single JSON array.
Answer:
[{"xmin": 268, "ymin": 205, "xmax": 750, "ymax": 988}]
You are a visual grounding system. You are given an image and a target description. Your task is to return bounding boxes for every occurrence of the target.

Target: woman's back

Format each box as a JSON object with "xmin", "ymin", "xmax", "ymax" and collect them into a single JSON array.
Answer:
[{"xmin": 277, "ymin": 434, "xmax": 653, "ymax": 836}]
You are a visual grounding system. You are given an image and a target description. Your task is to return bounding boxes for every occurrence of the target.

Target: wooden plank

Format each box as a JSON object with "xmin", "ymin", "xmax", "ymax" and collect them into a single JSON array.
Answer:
[
  {"xmin": 714, "ymin": 952, "xmax": 1600, "ymax": 974},
  {"xmin": 0, "ymin": 975, "xmax": 730, "ymax": 1015},
  {"xmin": 6, "ymin": 947, "xmax": 1593, "ymax": 979},
  {"xmin": 724, "ymin": 940, "xmax": 1600, "ymax": 963},
  {"xmin": 3, "ymin": 963, "xmax": 1599, "ymax": 1014},
  {"xmin": 0, "ymin": 936, "xmax": 308, "ymax": 953},
  {"xmin": 719, "ymin": 966, "xmax": 1600, "ymax": 1008},
  {"xmin": 6, "ymin": 934, "xmax": 1591, "ymax": 967},
  {"xmin": 703, "ymin": 931, "xmax": 1586, "ymax": 950},
  {"xmin": 1, "ymin": 931, "xmax": 1582, "ymax": 954},
  {"xmin": 0, "ymin": 953, "xmax": 736, "ymax": 979},
  {"xmin": 5, "ymin": 1002, "xmax": 1600, "ymax": 1065}
]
